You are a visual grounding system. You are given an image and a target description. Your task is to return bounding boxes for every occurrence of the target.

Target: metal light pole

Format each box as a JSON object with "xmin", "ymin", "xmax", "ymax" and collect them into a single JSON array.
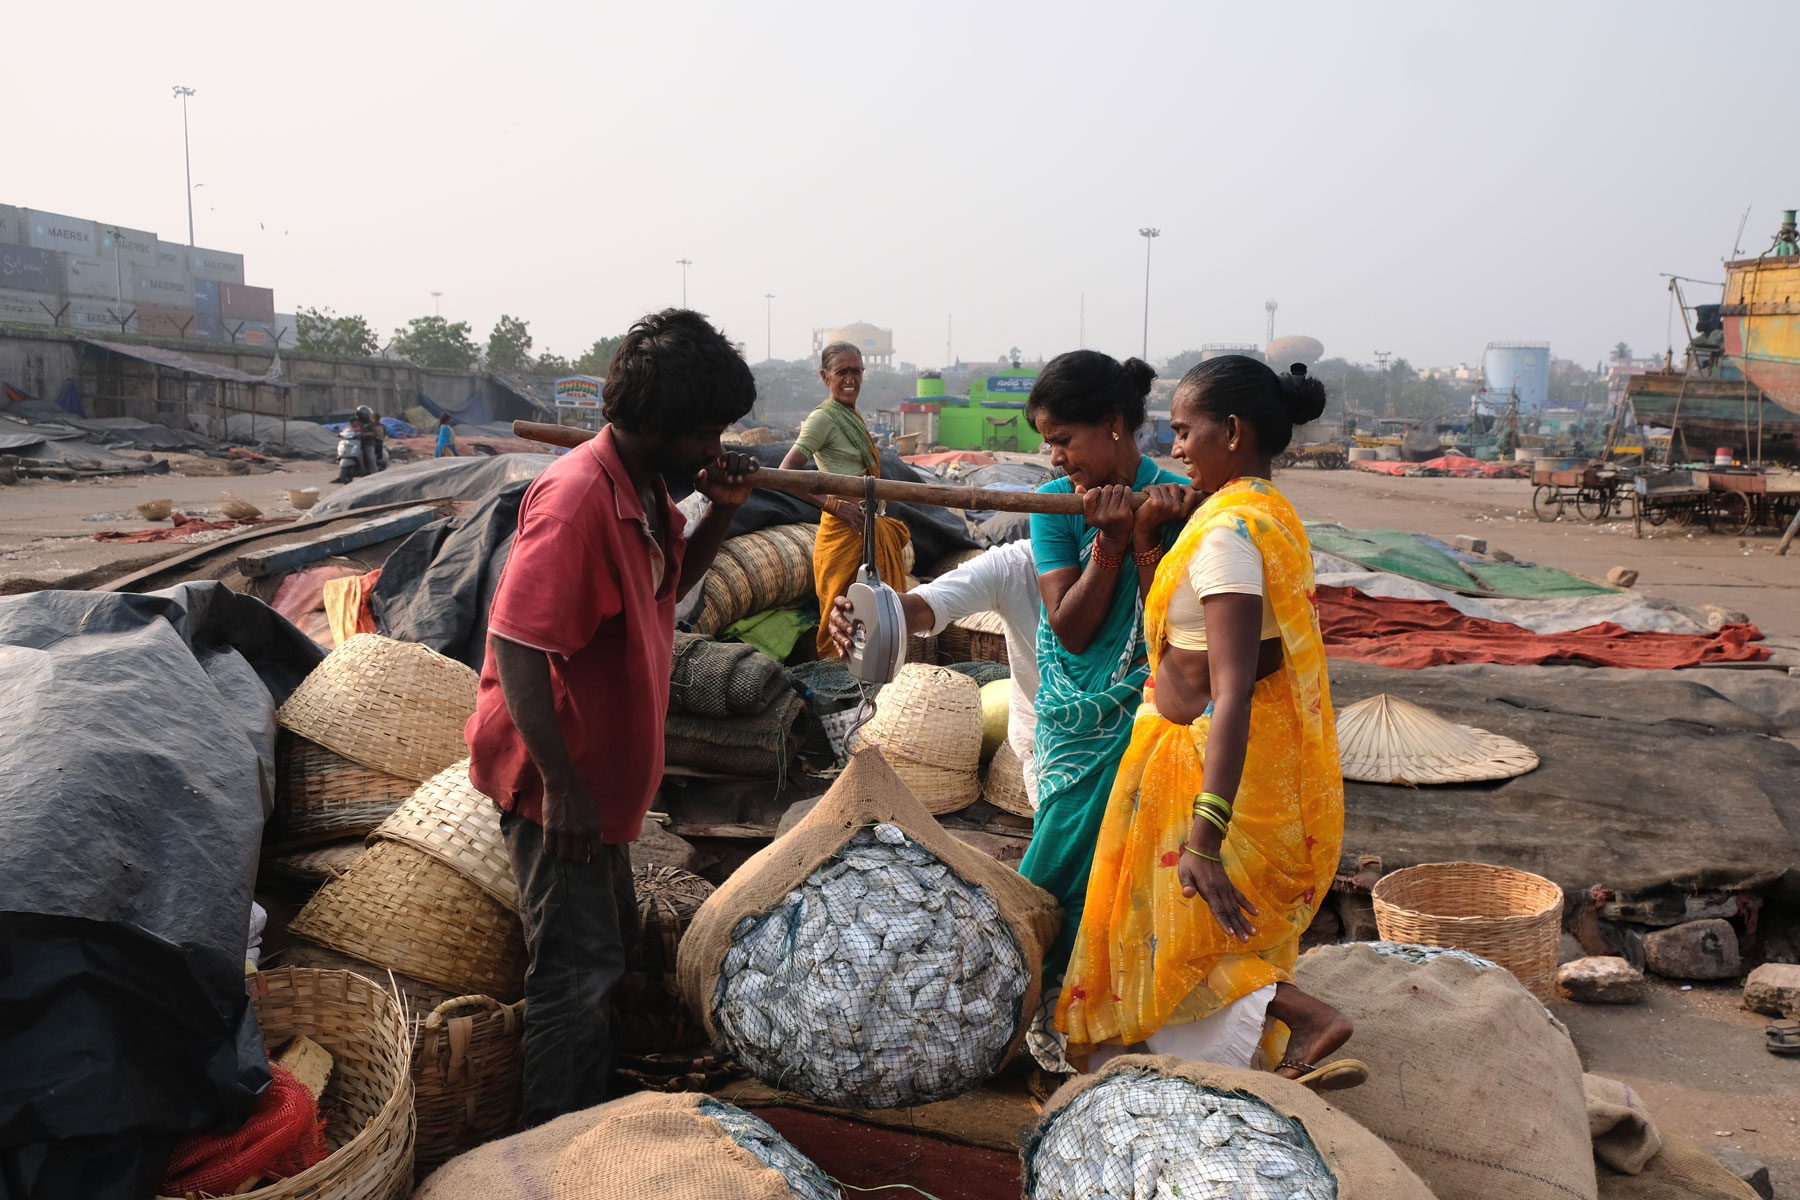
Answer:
[
  {"xmin": 1374, "ymin": 351, "xmax": 1392, "ymax": 415},
  {"xmin": 431, "ymin": 291, "xmax": 443, "ymax": 316},
  {"xmin": 171, "ymin": 86, "xmax": 197, "ymax": 246},
  {"xmin": 1137, "ymin": 228, "xmax": 1160, "ymax": 359},
  {"xmin": 676, "ymin": 258, "xmax": 692, "ymax": 307},
  {"xmin": 1265, "ymin": 299, "xmax": 1278, "ymax": 349},
  {"xmin": 764, "ymin": 293, "xmax": 775, "ymax": 361}
]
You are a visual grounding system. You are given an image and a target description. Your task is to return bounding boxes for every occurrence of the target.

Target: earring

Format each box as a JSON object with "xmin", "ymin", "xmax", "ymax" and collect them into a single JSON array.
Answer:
[
  {"xmin": 1229, "ymin": 440, "xmax": 1239, "ymax": 451},
  {"xmin": 1112, "ymin": 431, "xmax": 1119, "ymax": 441}
]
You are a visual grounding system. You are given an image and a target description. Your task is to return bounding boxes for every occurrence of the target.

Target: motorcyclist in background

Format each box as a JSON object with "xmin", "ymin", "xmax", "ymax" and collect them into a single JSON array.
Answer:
[{"xmin": 353, "ymin": 406, "xmax": 384, "ymax": 477}]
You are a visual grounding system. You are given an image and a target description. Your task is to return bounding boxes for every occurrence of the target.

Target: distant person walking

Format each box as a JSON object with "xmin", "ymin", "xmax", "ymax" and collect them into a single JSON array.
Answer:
[
  {"xmin": 435, "ymin": 416, "xmax": 458, "ymax": 458},
  {"xmin": 780, "ymin": 341, "xmax": 911, "ymax": 659}
]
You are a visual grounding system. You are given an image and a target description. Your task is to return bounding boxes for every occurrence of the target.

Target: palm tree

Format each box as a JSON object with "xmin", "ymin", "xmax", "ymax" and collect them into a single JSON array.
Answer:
[{"xmin": 1610, "ymin": 342, "xmax": 1633, "ymax": 364}]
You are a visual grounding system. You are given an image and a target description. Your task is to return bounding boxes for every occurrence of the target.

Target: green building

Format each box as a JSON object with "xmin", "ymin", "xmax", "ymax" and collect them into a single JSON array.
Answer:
[{"xmin": 925, "ymin": 367, "xmax": 1043, "ymax": 452}]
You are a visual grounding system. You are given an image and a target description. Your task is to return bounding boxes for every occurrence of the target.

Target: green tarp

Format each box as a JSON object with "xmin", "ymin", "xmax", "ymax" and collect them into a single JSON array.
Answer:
[{"xmin": 1306, "ymin": 523, "xmax": 1614, "ymax": 598}]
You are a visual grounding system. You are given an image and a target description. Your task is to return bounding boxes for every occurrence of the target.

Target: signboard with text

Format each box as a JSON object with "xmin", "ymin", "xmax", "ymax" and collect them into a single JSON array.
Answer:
[{"xmin": 554, "ymin": 375, "xmax": 602, "ymax": 408}]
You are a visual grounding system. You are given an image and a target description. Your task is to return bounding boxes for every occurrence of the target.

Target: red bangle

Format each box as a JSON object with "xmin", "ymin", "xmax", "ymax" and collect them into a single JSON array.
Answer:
[
  {"xmin": 1133, "ymin": 545, "xmax": 1164, "ymax": 567},
  {"xmin": 1092, "ymin": 541, "xmax": 1126, "ymax": 571}
]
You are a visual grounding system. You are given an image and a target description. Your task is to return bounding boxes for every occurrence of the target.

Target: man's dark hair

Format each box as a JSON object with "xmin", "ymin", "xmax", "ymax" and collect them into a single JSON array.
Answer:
[
  {"xmin": 602, "ymin": 308, "xmax": 756, "ymax": 439},
  {"xmin": 1024, "ymin": 349, "xmax": 1155, "ymax": 434}
]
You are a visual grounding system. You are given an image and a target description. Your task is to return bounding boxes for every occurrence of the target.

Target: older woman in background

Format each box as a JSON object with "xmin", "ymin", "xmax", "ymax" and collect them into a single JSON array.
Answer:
[{"xmin": 781, "ymin": 341, "xmax": 910, "ymax": 659}]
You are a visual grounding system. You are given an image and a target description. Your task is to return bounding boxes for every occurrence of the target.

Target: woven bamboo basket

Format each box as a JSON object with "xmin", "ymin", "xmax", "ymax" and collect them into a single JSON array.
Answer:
[
  {"xmin": 692, "ymin": 525, "xmax": 815, "ymax": 636},
  {"xmin": 905, "ymin": 630, "xmax": 938, "ymax": 664},
  {"xmin": 926, "ymin": 547, "xmax": 985, "ymax": 579},
  {"xmin": 620, "ymin": 867, "xmax": 716, "ymax": 1054},
  {"xmin": 262, "ymin": 840, "xmax": 367, "ymax": 886},
  {"xmin": 136, "ymin": 498, "xmax": 173, "ymax": 521},
  {"xmin": 982, "ymin": 741, "xmax": 1033, "ymax": 818},
  {"xmin": 271, "ymin": 732, "xmax": 416, "ymax": 850},
  {"xmin": 955, "ymin": 609, "xmax": 1009, "ymax": 665},
  {"xmin": 411, "ymin": 995, "xmax": 525, "ymax": 1182},
  {"xmin": 852, "ymin": 664, "xmax": 982, "ymax": 813},
  {"xmin": 277, "ymin": 634, "xmax": 478, "ymax": 783},
  {"xmin": 1371, "ymin": 861, "xmax": 1565, "ymax": 1003},
  {"xmin": 277, "ymin": 941, "xmax": 457, "ymax": 1025},
  {"xmin": 159, "ymin": 967, "xmax": 415, "ymax": 1200},
  {"xmin": 1335, "ymin": 693, "xmax": 1539, "ymax": 785},
  {"xmin": 370, "ymin": 760, "xmax": 517, "ymax": 910},
  {"xmin": 289, "ymin": 839, "xmax": 526, "ymax": 1000}
]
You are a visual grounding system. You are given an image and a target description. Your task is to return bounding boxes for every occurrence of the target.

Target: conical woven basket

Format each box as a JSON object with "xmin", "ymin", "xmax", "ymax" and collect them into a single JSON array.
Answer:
[
  {"xmin": 1336, "ymin": 694, "xmax": 1539, "ymax": 785},
  {"xmin": 156, "ymin": 967, "xmax": 415, "ymax": 1200},
  {"xmin": 270, "ymin": 731, "xmax": 416, "ymax": 849},
  {"xmin": 1372, "ymin": 861, "xmax": 1565, "ymax": 1003},
  {"xmin": 289, "ymin": 839, "xmax": 526, "ymax": 1000},
  {"xmin": 277, "ymin": 634, "xmax": 478, "ymax": 783},
  {"xmin": 852, "ymin": 664, "xmax": 982, "ymax": 813},
  {"xmin": 370, "ymin": 760, "xmax": 517, "ymax": 910},
  {"xmin": 982, "ymin": 741, "xmax": 1033, "ymax": 818},
  {"xmin": 411, "ymin": 995, "xmax": 525, "ymax": 1182},
  {"xmin": 263, "ymin": 839, "xmax": 367, "ymax": 886}
]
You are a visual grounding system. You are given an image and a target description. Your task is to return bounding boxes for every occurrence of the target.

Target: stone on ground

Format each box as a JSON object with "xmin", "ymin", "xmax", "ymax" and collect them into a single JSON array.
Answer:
[
  {"xmin": 1642, "ymin": 919, "xmax": 1742, "ymax": 981},
  {"xmin": 1606, "ymin": 566, "xmax": 1639, "ymax": 588},
  {"xmin": 1704, "ymin": 1148, "xmax": 1773, "ymax": 1200},
  {"xmin": 1742, "ymin": 962, "xmax": 1800, "ymax": 1018},
  {"xmin": 1453, "ymin": 535, "xmax": 1487, "ymax": 554},
  {"xmin": 1557, "ymin": 956, "xmax": 1647, "ymax": 1004}
]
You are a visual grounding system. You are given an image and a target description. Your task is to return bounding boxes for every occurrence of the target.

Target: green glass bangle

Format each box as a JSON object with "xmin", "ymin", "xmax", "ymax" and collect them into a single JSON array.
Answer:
[
  {"xmin": 1194, "ymin": 808, "xmax": 1229, "ymax": 837},
  {"xmin": 1181, "ymin": 841, "xmax": 1222, "ymax": 863},
  {"xmin": 1198, "ymin": 791, "xmax": 1233, "ymax": 814}
]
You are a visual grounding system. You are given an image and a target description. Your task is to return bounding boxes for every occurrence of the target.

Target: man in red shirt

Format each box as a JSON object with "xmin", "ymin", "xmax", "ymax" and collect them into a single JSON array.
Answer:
[{"xmin": 466, "ymin": 308, "xmax": 757, "ymax": 1125}]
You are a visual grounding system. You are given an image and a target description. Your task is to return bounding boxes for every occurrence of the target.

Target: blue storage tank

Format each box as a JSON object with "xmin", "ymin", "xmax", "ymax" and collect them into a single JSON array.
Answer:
[{"xmin": 1481, "ymin": 342, "xmax": 1550, "ymax": 411}]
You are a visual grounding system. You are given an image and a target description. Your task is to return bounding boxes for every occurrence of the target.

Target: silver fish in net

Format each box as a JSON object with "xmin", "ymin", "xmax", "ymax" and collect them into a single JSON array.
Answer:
[
  {"xmin": 1026, "ymin": 1069, "xmax": 1339, "ymax": 1200},
  {"xmin": 712, "ymin": 824, "xmax": 1029, "ymax": 1108},
  {"xmin": 1360, "ymin": 940, "xmax": 1502, "ymax": 970},
  {"xmin": 697, "ymin": 1099, "xmax": 840, "ymax": 1200}
]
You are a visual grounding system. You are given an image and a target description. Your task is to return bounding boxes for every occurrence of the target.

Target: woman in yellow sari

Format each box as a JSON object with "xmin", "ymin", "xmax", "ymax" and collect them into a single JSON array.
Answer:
[
  {"xmin": 781, "ymin": 342, "xmax": 911, "ymax": 659},
  {"xmin": 1057, "ymin": 356, "xmax": 1357, "ymax": 1085}
]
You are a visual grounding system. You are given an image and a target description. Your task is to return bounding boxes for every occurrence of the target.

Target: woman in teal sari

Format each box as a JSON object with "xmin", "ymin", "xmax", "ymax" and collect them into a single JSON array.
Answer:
[{"xmin": 1021, "ymin": 351, "xmax": 1195, "ymax": 974}]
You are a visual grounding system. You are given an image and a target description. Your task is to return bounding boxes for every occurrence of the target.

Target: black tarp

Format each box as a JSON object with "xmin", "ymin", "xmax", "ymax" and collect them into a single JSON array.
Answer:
[
  {"xmin": 371, "ymin": 482, "xmax": 527, "ymax": 670},
  {"xmin": 0, "ymin": 583, "xmax": 324, "ymax": 1200},
  {"xmin": 1331, "ymin": 661, "xmax": 1800, "ymax": 901},
  {"xmin": 306, "ymin": 453, "xmax": 558, "ymax": 518}
]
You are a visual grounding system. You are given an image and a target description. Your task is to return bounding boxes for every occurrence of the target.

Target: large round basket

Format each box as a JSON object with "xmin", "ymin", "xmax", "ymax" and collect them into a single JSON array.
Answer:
[
  {"xmin": 691, "ymin": 525, "xmax": 815, "ymax": 636},
  {"xmin": 1371, "ymin": 861, "xmax": 1565, "ymax": 1003},
  {"xmin": 905, "ymin": 630, "xmax": 938, "ymax": 664},
  {"xmin": 289, "ymin": 839, "xmax": 526, "ymax": 1000},
  {"xmin": 852, "ymin": 664, "xmax": 982, "ymax": 813},
  {"xmin": 370, "ymin": 761, "xmax": 516, "ymax": 910},
  {"xmin": 411, "ymin": 995, "xmax": 525, "ymax": 1182},
  {"xmin": 262, "ymin": 840, "xmax": 367, "ymax": 887},
  {"xmin": 620, "ymin": 867, "xmax": 716, "ymax": 1053},
  {"xmin": 162, "ymin": 967, "xmax": 415, "ymax": 1200},
  {"xmin": 277, "ymin": 941, "xmax": 458, "ymax": 1025},
  {"xmin": 277, "ymin": 634, "xmax": 478, "ymax": 783},
  {"xmin": 270, "ymin": 732, "xmax": 416, "ymax": 850},
  {"xmin": 982, "ymin": 741, "xmax": 1033, "ymax": 819}
]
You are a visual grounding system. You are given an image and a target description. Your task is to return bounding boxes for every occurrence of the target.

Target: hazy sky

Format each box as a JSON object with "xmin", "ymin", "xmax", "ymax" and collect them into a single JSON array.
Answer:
[{"xmin": 13, "ymin": 1, "xmax": 1793, "ymax": 371}]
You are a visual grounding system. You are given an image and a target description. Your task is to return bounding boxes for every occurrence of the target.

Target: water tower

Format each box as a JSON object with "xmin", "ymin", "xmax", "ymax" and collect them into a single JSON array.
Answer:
[{"xmin": 1480, "ymin": 342, "xmax": 1550, "ymax": 412}]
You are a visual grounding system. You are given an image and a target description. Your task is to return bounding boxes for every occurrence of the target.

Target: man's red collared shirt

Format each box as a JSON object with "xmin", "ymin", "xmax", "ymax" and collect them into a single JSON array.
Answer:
[{"xmin": 465, "ymin": 427, "xmax": 686, "ymax": 841}]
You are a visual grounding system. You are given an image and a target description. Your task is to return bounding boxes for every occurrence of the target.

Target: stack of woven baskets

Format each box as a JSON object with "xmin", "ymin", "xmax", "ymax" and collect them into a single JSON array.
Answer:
[
  {"xmin": 937, "ymin": 609, "xmax": 1009, "ymax": 666},
  {"xmin": 689, "ymin": 524, "xmax": 815, "ymax": 637},
  {"xmin": 262, "ymin": 634, "xmax": 479, "ymax": 886},
  {"xmin": 287, "ymin": 758, "xmax": 528, "ymax": 1180},
  {"xmin": 851, "ymin": 663, "xmax": 983, "ymax": 813}
]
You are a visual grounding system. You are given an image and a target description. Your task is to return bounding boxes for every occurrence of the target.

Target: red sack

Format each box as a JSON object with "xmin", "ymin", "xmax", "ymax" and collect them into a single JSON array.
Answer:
[{"xmin": 162, "ymin": 1064, "xmax": 329, "ymax": 1196}]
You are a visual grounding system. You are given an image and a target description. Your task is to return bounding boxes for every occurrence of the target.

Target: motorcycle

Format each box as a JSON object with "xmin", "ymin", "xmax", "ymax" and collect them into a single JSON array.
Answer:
[{"xmin": 333, "ymin": 425, "xmax": 389, "ymax": 484}]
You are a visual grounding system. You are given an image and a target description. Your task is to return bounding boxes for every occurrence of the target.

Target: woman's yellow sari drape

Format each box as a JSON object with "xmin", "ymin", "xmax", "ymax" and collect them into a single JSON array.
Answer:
[{"xmin": 1055, "ymin": 477, "xmax": 1343, "ymax": 1055}]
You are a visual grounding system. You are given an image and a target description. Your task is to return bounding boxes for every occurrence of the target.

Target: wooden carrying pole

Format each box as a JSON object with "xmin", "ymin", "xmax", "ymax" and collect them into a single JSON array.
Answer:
[{"xmin": 511, "ymin": 420, "xmax": 1150, "ymax": 515}]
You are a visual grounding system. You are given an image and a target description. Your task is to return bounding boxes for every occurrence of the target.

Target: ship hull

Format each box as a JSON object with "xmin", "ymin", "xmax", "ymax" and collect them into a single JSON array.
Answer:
[
  {"xmin": 1721, "ymin": 254, "xmax": 1800, "ymax": 415},
  {"xmin": 1626, "ymin": 373, "xmax": 1800, "ymax": 463}
]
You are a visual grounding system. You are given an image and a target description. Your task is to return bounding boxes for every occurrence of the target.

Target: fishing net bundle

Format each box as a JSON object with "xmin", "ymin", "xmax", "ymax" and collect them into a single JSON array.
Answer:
[
  {"xmin": 1027, "ymin": 1056, "xmax": 1437, "ymax": 1200},
  {"xmin": 678, "ymin": 748, "xmax": 1061, "ymax": 1110},
  {"xmin": 695, "ymin": 1100, "xmax": 839, "ymax": 1200},
  {"xmin": 712, "ymin": 822, "xmax": 1028, "ymax": 1107}
]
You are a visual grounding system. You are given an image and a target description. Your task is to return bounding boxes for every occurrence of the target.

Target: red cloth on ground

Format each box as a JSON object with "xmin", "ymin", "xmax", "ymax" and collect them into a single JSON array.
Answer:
[
  {"xmin": 162, "ymin": 1064, "xmax": 329, "ymax": 1195},
  {"xmin": 93, "ymin": 515, "xmax": 286, "ymax": 542},
  {"xmin": 1316, "ymin": 585, "xmax": 1770, "ymax": 669},
  {"xmin": 903, "ymin": 450, "xmax": 997, "ymax": 468}
]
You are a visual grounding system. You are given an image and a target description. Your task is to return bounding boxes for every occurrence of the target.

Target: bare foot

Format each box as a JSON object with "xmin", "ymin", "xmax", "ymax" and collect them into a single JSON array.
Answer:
[{"xmin": 1266, "ymin": 982, "xmax": 1353, "ymax": 1078}]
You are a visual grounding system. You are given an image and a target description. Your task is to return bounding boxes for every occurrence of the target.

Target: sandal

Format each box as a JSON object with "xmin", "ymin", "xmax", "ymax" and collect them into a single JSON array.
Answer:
[
  {"xmin": 1279, "ymin": 1058, "xmax": 1370, "ymax": 1092},
  {"xmin": 1767, "ymin": 1019, "xmax": 1800, "ymax": 1056}
]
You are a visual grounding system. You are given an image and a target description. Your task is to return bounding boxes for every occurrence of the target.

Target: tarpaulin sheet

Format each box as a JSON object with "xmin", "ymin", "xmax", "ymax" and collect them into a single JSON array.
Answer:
[
  {"xmin": 1312, "ymin": 564, "xmax": 1714, "ymax": 635},
  {"xmin": 1318, "ymin": 585, "xmax": 1769, "ymax": 669},
  {"xmin": 371, "ymin": 482, "xmax": 526, "ymax": 670},
  {"xmin": 1330, "ymin": 660, "xmax": 1800, "ymax": 897},
  {"xmin": 1352, "ymin": 454, "xmax": 1526, "ymax": 478},
  {"xmin": 306, "ymin": 453, "xmax": 556, "ymax": 518},
  {"xmin": 1472, "ymin": 562, "xmax": 1616, "ymax": 598},
  {"xmin": 0, "ymin": 582, "xmax": 324, "ymax": 1200},
  {"xmin": 1306, "ymin": 523, "xmax": 1615, "ymax": 597},
  {"xmin": 903, "ymin": 450, "xmax": 997, "ymax": 469}
]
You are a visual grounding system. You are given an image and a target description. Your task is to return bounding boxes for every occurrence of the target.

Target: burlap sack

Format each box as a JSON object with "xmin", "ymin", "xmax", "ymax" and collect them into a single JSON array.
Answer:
[
  {"xmin": 1026, "ymin": 1053, "xmax": 1436, "ymax": 1200},
  {"xmin": 1295, "ymin": 942, "xmax": 1596, "ymax": 1200},
  {"xmin": 1586, "ymin": 1074, "xmax": 1662, "ymax": 1175},
  {"xmin": 415, "ymin": 1093, "xmax": 829, "ymax": 1200},
  {"xmin": 676, "ymin": 746, "xmax": 1061, "ymax": 1081},
  {"xmin": 1595, "ymin": 1132, "xmax": 1761, "ymax": 1200}
]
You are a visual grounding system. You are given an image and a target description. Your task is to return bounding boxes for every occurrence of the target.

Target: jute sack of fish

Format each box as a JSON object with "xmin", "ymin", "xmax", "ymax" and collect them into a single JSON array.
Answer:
[
  {"xmin": 1024, "ymin": 1054, "xmax": 1436, "ymax": 1200},
  {"xmin": 676, "ymin": 747, "xmax": 1061, "ymax": 1109},
  {"xmin": 414, "ymin": 1092, "xmax": 836, "ymax": 1200},
  {"xmin": 1294, "ymin": 941, "xmax": 1595, "ymax": 1200}
]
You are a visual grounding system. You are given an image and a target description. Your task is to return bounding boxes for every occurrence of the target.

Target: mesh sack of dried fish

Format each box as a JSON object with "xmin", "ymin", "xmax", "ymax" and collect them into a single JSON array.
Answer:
[
  {"xmin": 1025, "ymin": 1055, "xmax": 1436, "ymax": 1200},
  {"xmin": 677, "ymin": 747, "xmax": 1061, "ymax": 1109},
  {"xmin": 1294, "ymin": 942, "xmax": 1595, "ymax": 1200}
]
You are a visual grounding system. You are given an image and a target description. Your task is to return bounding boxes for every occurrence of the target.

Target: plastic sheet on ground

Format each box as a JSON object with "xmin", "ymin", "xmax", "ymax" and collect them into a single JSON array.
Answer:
[
  {"xmin": 1308, "ymin": 523, "xmax": 1615, "ymax": 597},
  {"xmin": 1313, "ymin": 562, "xmax": 1714, "ymax": 635},
  {"xmin": 0, "ymin": 412, "xmax": 170, "ymax": 472},
  {"xmin": 306, "ymin": 454, "xmax": 556, "ymax": 517},
  {"xmin": 0, "ymin": 582, "xmax": 325, "ymax": 1200},
  {"xmin": 1330, "ymin": 659, "xmax": 1800, "ymax": 897},
  {"xmin": 220, "ymin": 413, "xmax": 341, "ymax": 456}
]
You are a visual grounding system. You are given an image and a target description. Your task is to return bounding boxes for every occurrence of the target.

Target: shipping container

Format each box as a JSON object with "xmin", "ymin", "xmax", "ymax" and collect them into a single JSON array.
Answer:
[
  {"xmin": 25, "ymin": 209, "xmax": 99, "ymax": 255},
  {"xmin": 98, "ymin": 224, "xmax": 160, "ymax": 267},
  {"xmin": 188, "ymin": 246, "xmax": 245, "ymax": 284},
  {"xmin": 134, "ymin": 264, "xmax": 194, "ymax": 306},
  {"xmin": 156, "ymin": 243, "xmax": 186, "ymax": 271},
  {"xmin": 0, "ymin": 287, "xmax": 56, "ymax": 325},
  {"xmin": 236, "ymin": 319, "xmax": 276, "ymax": 346},
  {"xmin": 135, "ymin": 302, "xmax": 197, "ymax": 338},
  {"xmin": 192, "ymin": 277, "xmax": 220, "ymax": 312},
  {"xmin": 195, "ymin": 312, "xmax": 224, "ymax": 341},
  {"xmin": 0, "ymin": 244, "xmax": 62, "ymax": 293},
  {"xmin": 272, "ymin": 312, "xmax": 297, "ymax": 347},
  {"xmin": 0, "ymin": 205, "xmax": 22, "ymax": 244},
  {"xmin": 220, "ymin": 282, "xmax": 275, "ymax": 321},
  {"xmin": 68, "ymin": 298, "xmax": 134, "ymax": 333},
  {"xmin": 66, "ymin": 253, "xmax": 128, "ymax": 301}
]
